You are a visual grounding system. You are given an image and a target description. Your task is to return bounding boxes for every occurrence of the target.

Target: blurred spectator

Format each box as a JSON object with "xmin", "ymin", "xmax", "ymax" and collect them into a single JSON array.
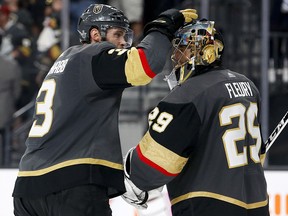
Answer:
[
  {"xmin": 282, "ymin": 0, "xmax": 288, "ymax": 12},
  {"xmin": 2, "ymin": 0, "xmax": 33, "ymax": 34},
  {"xmin": 0, "ymin": 4, "xmax": 31, "ymax": 60},
  {"xmin": 35, "ymin": 0, "xmax": 62, "ymax": 85},
  {"xmin": 37, "ymin": 0, "xmax": 62, "ymax": 60},
  {"xmin": 0, "ymin": 33, "xmax": 21, "ymax": 165},
  {"xmin": 0, "ymin": 3, "xmax": 37, "ymax": 110}
]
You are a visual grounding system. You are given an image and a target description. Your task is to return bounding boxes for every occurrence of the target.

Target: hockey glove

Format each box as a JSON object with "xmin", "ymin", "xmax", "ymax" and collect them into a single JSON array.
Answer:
[
  {"xmin": 144, "ymin": 8, "xmax": 198, "ymax": 41},
  {"xmin": 121, "ymin": 148, "xmax": 149, "ymax": 209},
  {"xmin": 180, "ymin": 9, "xmax": 198, "ymax": 23}
]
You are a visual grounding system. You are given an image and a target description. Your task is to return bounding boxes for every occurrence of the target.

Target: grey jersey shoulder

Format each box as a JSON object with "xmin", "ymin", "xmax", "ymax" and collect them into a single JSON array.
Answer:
[
  {"xmin": 60, "ymin": 42, "xmax": 115, "ymax": 59},
  {"xmin": 163, "ymin": 69, "xmax": 258, "ymax": 104}
]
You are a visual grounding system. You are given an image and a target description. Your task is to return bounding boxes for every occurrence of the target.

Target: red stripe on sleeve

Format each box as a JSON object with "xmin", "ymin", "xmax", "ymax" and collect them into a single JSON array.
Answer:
[
  {"xmin": 138, "ymin": 48, "xmax": 156, "ymax": 78},
  {"xmin": 136, "ymin": 145, "xmax": 177, "ymax": 177}
]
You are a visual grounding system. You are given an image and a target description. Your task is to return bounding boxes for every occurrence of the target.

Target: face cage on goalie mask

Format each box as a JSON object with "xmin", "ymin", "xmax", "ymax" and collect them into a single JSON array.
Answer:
[{"xmin": 166, "ymin": 37, "xmax": 198, "ymax": 90}]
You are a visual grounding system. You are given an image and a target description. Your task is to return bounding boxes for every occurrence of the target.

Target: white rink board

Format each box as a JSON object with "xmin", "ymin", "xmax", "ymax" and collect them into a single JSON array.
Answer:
[{"xmin": 1, "ymin": 169, "xmax": 288, "ymax": 216}]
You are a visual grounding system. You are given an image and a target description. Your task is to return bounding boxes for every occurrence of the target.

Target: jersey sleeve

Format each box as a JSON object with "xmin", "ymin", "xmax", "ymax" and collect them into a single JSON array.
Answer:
[
  {"xmin": 92, "ymin": 32, "xmax": 171, "ymax": 90},
  {"xmin": 129, "ymin": 101, "xmax": 201, "ymax": 191}
]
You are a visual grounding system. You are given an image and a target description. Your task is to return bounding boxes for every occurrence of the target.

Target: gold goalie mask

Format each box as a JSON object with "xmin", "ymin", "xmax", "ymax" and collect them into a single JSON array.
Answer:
[{"xmin": 165, "ymin": 20, "xmax": 224, "ymax": 90}]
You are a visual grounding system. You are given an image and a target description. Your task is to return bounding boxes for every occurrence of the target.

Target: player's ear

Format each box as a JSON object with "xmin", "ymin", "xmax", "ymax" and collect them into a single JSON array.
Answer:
[{"xmin": 90, "ymin": 28, "xmax": 101, "ymax": 43}]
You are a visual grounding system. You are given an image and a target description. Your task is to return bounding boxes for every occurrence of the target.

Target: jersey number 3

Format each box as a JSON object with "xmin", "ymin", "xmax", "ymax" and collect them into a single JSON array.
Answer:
[
  {"xmin": 219, "ymin": 103, "xmax": 261, "ymax": 168},
  {"xmin": 28, "ymin": 79, "xmax": 56, "ymax": 137}
]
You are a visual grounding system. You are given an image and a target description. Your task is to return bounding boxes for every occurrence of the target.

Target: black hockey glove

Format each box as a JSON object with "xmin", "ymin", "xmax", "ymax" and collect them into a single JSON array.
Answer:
[
  {"xmin": 121, "ymin": 148, "xmax": 149, "ymax": 209},
  {"xmin": 144, "ymin": 8, "xmax": 198, "ymax": 41}
]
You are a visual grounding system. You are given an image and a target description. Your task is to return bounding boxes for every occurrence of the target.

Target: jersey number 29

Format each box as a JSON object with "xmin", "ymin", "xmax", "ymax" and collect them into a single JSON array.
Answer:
[{"xmin": 219, "ymin": 103, "xmax": 261, "ymax": 168}]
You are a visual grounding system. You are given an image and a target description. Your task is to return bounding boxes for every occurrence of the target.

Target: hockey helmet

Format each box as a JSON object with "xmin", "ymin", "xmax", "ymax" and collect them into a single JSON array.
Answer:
[
  {"xmin": 77, "ymin": 4, "xmax": 133, "ymax": 47},
  {"xmin": 165, "ymin": 20, "xmax": 224, "ymax": 90},
  {"xmin": 172, "ymin": 19, "xmax": 224, "ymax": 68}
]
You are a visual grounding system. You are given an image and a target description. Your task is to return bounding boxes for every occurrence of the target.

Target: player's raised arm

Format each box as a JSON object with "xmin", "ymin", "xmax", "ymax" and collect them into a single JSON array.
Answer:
[{"xmin": 76, "ymin": 5, "xmax": 198, "ymax": 89}]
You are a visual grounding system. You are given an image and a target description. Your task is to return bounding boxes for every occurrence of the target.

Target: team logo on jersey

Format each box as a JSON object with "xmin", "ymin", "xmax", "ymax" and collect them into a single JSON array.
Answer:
[{"xmin": 93, "ymin": 4, "xmax": 103, "ymax": 14}]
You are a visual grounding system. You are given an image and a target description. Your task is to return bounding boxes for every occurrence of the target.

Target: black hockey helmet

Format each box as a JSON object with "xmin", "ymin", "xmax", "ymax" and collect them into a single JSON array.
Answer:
[{"xmin": 77, "ymin": 4, "xmax": 132, "ymax": 46}]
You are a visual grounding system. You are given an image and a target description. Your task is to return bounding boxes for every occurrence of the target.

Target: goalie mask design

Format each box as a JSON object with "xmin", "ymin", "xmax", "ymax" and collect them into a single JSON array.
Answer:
[
  {"xmin": 166, "ymin": 20, "xmax": 224, "ymax": 90},
  {"xmin": 77, "ymin": 4, "xmax": 133, "ymax": 48}
]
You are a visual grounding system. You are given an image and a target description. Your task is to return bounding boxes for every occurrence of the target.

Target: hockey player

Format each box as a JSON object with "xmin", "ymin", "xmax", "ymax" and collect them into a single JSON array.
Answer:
[
  {"xmin": 12, "ymin": 4, "xmax": 198, "ymax": 216},
  {"xmin": 123, "ymin": 20, "xmax": 270, "ymax": 216}
]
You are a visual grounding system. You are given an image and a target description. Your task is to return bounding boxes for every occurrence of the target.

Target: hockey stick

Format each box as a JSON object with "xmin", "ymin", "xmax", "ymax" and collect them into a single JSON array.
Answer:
[{"xmin": 265, "ymin": 111, "xmax": 288, "ymax": 152}]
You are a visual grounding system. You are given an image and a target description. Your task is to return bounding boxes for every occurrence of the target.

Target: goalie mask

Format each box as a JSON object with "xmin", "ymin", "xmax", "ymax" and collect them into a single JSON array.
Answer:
[
  {"xmin": 166, "ymin": 20, "xmax": 224, "ymax": 90},
  {"xmin": 77, "ymin": 4, "xmax": 133, "ymax": 48}
]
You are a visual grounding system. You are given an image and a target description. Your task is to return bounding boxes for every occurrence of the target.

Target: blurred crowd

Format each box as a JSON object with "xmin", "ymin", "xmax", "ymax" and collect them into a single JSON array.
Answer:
[
  {"xmin": 0, "ymin": 0, "xmax": 62, "ymax": 125},
  {"xmin": 0, "ymin": 0, "xmax": 65, "ymax": 158}
]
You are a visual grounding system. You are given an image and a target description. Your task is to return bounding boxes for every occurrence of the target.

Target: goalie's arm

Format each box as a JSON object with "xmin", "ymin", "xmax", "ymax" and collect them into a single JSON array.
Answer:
[{"xmin": 128, "ymin": 101, "xmax": 201, "ymax": 191}]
